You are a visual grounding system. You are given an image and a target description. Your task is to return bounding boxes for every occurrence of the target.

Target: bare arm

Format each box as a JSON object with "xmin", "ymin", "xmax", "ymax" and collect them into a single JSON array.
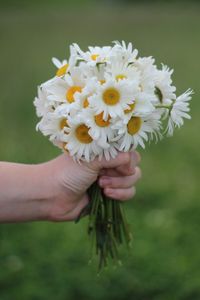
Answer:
[
  {"xmin": 0, "ymin": 162, "xmax": 56, "ymax": 222},
  {"xmin": 0, "ymin": 151, "xmax": 141, "ymax": 223}
]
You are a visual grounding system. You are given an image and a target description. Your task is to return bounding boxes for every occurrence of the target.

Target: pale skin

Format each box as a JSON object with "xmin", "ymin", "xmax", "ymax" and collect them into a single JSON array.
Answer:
[{"xmin": 0, "ymin": 151, "xmax": 141, "ymax": 223}]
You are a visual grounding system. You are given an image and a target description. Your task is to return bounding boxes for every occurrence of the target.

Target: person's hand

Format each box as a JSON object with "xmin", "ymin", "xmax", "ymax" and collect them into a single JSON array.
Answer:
[{"xmin": 45, "ymin": 151, "xmax": 141, "ymax": 222}]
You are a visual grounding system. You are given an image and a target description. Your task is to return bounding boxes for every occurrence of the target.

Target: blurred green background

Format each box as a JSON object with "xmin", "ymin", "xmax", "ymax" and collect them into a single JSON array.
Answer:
[{"xmin": 0, "ymin": 0, "xmax": 200, "ymax": 299}]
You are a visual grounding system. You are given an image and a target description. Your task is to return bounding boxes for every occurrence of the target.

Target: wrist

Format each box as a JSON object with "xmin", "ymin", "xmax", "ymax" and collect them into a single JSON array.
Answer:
[
  {"xmin": 31, "ymin": 162, "xmax": 57, "ymax": 221},
  {"xmin": 38, "ymin": 157, "xmax": 73, "ymax": 222}
]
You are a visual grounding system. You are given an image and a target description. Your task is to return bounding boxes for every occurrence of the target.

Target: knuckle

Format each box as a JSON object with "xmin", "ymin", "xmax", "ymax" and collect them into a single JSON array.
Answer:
[
  {"xmin": 125, "ymin": 165, "xmax": 135, "ymax": 176},
  {"xmin": 128, "ymin": 167, "xmax": 135, "ymax": 176}
]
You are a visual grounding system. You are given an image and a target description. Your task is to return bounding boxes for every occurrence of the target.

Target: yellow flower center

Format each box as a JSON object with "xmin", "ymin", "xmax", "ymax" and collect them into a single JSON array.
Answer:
[
  {"xmin": 91, "ymin": 54, "xmax": 99, "ymax": 61},
  {"xmin": 115, "ymin": 74, "xmax": 127, "ymax": 81},
  {"xmin": 60, "ymin": 118, "xmax": 68, "ymax": 130},
  {"xmin": 94, "ymin": 112, "xmax": 111, "ymax": 127},
  {"xmin": 56, "ymin": 64, "xmax": 68, "ymax": 77},
  {"xmin": 103, "ymin": 88, "xmax": 120, "ymax": 105},
  {"xmin": 83, "ymin": 98, "xmax": 89, "ymax": 108},
  {"xmin": 66, "ymin": 86, "xmax": 82, "ymax": 103},
  {"xmin": 127, "ymin": 117, "xmax": 142, "ymax": 135},
  {"xmin": 99, "ymin": 80, "xmax": 106, "ymax": 85},
  {"xmin": 124, "ymin": 102, "xmax": 136, "ymax": 114},
  {"xmin": 75, "ymin": 124, "xmax": 93, "ymax": 144}
]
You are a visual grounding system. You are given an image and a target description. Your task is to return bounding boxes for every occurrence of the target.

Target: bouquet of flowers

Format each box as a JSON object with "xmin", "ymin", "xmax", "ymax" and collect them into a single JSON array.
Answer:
[{"xmin": 34, "ymin": 41, "xmax": 192, "ymax": 270}]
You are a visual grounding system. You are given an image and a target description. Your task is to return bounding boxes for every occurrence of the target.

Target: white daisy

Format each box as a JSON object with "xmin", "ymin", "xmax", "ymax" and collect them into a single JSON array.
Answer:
[
  {"xmin": 112, "ymin": 41, "xmax": 138, "ymax": 64},
  {"xmin": 144, "ymin": 111, "xmax": 163, "ymax": 142},
  {"xmin": 34, "ymin": 42, "xmax": 193, "ymax": 161},
  {"xmin": 105, "ymin": 56, "xmax": 140, "ymax": 82},
  {"xmin": 89, "ymin": 78, "xmax": 139, "ymax": 119},
  {"xmin": 45, "ymin": 72, "xmax": 84, "ymax": 111},
  {"xmin": 113, "ymin": 111, "xmax": 162, "ymax": 151},
  {"xmin": 36, "ymin": 110, "xmax": 69, "ymax": 149},
  {"xmin": 72, "ymin": 43, "xmax": 112, "ymax": 66},
  {"xmin": 54, "ymin": 102, "xmax": 79, "ymax": 119},
  {"xmin": 153, "ymin": 64, "xmax": 176, "ymax": 105},
  {"xmin": 82, "ymin": 62, "xmax": 106, "ymax": 84},
  {"xmin": 34, "ymin": 86, "xmax": 54, "ymax": 117},
  {"xmin": 134, "ymin": 56, "xmax": 157, "ymax": 95},
  {"xmin": 72, "ymin": 89, "xmax": 91, "ymax": 110},
  {"xmin": 52, "ymin": 57, "xmax": 68, "ymax": 77},
  {"xmin": 81, "ymin": 108, "xmax": 117, "ymax": 148},
  {"xmin": 40, "ymin": 76, "xmax": 59, "ymax": 89},
  {"xmin": 52, "ymin": 46, "xmax": 77, "ymax": 77},
  {"xmin": 166, "ymin": 89, "xmax": 193, "ymax": 136},
  {"xmin": 63, "ymin": 116, "xmax": 102, "ymax": 162},
  {"xmin": 123, "ymin": 91, "xmax": 155, "ymax": 117}
]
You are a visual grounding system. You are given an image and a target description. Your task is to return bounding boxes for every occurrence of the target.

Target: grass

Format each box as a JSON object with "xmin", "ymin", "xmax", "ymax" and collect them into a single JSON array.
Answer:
[{"xmin": 0, "ymin": 2, "xmax": 200, "ymax": 299}]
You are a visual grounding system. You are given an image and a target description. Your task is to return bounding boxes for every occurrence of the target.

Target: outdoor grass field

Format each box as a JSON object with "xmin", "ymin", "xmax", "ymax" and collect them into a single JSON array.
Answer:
[{"xmin": 0, "ymin": 2, "xmax": 200, "ymax": 299}]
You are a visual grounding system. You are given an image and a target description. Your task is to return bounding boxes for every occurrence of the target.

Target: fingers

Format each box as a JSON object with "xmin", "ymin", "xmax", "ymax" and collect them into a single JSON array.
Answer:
[
  {"xmin": 104, "ymin": 186, "xmax": 136, "ymax": 201},
  {"xmin": 99, "ymin": 167, "xmax": 141, "ymax": 189},
  {"xmin": 68, "ymin": 195, "xmax": 90, "ymax": 221},
  {"xmin": 115, "ymin": 151, "xmax": 141, "ymax": 176},
  {"xmin": 85, "ymin": 151, "xmax": 141, "ymax": 205},
  {"xmin": 93, "ymin": 151, "xmax": 131, "ymax": 171},
  {"xmin": 99, "ymin": 166, "xmax": 141, "ymax": 202},
  {"xmin": 99, "ymin": 151, "xmax": 141, "ymax": 177}
]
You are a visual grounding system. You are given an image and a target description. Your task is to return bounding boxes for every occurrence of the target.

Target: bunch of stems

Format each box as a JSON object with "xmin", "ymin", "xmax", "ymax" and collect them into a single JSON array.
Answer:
[{"xmin": 87, "ymin": 181, "xmax": 132, "ymax": 271}]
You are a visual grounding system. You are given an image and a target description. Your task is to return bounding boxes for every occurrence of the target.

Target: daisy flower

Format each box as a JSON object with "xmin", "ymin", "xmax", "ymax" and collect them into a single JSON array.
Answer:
[
  {"xmin": 64, "ymin": 116, "xmax": 102, "ymax": 162},
  {"xmin": 36, "ymin": 110, "xmax": 69, "ymax": 149},
  {"xmin": 112, "ymin": 40, "xmax": 138, "ymax": 64},
  {"xmin": 134, "ymin": 56, "xmax": 157, "ymax": 95},
  {"xmin": 52, "ymin": 45, "xmax": 77, "ymax": 77},
  {"xmin": 113, "ymin": 111, "xmax": 162, "ymax": 151},
  {"xmin": 73, "ymin": 89, "xmax": 91, "ymax": 110},
  {"xmin": 166, "ymin": 89, "xmax": 193, "ymax": 136},
  {"xmin": 34, "ymin": 86, "xmax": 54, "ymax": 118},
  {"xmin": 89, "ymin": 78, "xmax": 139, "ymax": 119},
  {"xmin": 45, "ymin": 70, "xmax": 85, "ymax": 111},
  {"xmin": 35, "ymin": 41, "xmax": 193, "ymax": 161},
  {"xmin": 82, "ymin": 62, "xmax": 106, "ymax": 84},
  {"xmin": 105, "ymin": 56, "xmax": 140, "ymax": 82},
  {"xmin": 81, "ymin": 108, "xmax": 117, "ymax": 148},
  {"xmin": 72, "ymin": 43, "xmax": 112, "ymax": 66},
  {"xmin": 123, "ymin": 91, "xmax": 155, "ymax": 117},
  {"xmin": 52, "ymin": 57, "xmax": 68, "ymax": 77},
  {"xmin": 153, "ymin": 64, "xmax": 176, "ymax": 106}
]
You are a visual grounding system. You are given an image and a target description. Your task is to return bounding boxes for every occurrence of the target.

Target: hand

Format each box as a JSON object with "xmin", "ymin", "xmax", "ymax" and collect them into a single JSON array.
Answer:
[{"xmin": 46, "ymin": 151, "xmax": 141, "ymax": 222}]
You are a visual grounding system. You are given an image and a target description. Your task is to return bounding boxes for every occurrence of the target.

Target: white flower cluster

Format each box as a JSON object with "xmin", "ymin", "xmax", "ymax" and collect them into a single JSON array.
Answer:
[{"xmin": 34, "ymin": 41, "xmax": 193, "ymax": 162}]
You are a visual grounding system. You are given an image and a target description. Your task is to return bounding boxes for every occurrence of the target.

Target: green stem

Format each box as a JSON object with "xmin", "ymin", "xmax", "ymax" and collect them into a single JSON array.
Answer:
[
  {"xmin": 155, "ymin": 105, "xmax": 171, "ymax": 109},
  {"xmin": 85, "ymin": 181, "xmax": 132, "ymax": 271}
]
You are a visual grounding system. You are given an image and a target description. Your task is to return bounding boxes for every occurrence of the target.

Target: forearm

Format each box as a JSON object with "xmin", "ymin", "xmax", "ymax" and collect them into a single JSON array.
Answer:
[
  {"xmin": 0, "ymin": 152, "xmax": 141, "ymax": 223},
  {"xmin": 0, "ymin": 161, "xmax": 55, "ymax": 222}
]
